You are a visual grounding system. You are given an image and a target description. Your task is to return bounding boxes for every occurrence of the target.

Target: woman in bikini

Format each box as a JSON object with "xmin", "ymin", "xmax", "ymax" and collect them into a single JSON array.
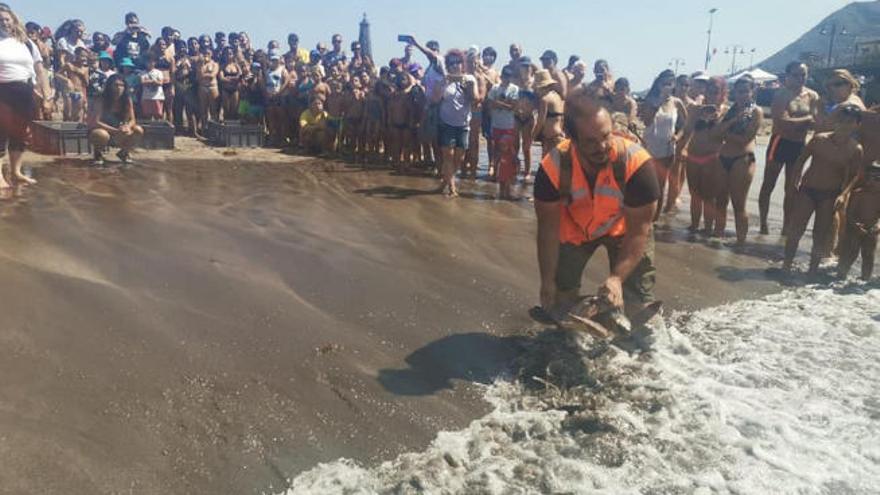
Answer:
[
  {"xmin": 640, "ymin": 70, "xmax": 687, "ymax": 220},
  {"xmin": 682, "ymin": 76, "xmax": 728, "ymax": 234},
  {"xmin": 218, "ymin": 46, "xmax": 242, "ymax": 121},
  {"xmin": 196, "ymin": 48, "xmax": 220, "ymax": 137},
  {"xmin": 514, "ymin": 59, "xmax": 536, "ymax": 181},
  {"xmin": 532, "ymin": 69, "xmax": 565, "ymax": 158},
  {"xmin": 710, "ymin": 75, "xmax": 763, "ymax": 245},
  {"xmin": 173, "ymin": 42, "xmax": 198, "ymax": 134}
]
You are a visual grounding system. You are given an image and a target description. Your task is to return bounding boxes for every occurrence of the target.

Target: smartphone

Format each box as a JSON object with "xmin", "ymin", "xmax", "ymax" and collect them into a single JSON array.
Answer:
[{"xmin": 397, "ymin": 35, "xmax": 414, "ymax": 44}]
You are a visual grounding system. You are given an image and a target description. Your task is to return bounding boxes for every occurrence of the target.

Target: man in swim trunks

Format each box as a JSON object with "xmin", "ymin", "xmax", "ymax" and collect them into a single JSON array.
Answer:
[
  {"xmin": 783, "ymin": 104, "xmax": 862, "ymax": 276},
  {"xmin": 386, "ymin": 73, "xmax": 412, "ymax": 172},
  {"xmin": 534, "ymin": 89, "xmax": 660, "ymax": 316},
  {"xmin": 759, "ymin": 62, "xmax": 820, "ymax": 236}
]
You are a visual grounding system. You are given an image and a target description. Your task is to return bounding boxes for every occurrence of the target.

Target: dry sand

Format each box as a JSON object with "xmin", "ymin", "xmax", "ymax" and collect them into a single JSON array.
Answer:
[{"xmin": 0, "ymin": 138, "xmax": 793, "ymax": 493}]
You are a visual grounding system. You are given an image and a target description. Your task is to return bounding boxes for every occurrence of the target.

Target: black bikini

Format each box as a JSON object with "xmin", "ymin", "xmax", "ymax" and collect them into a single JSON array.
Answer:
[{"xmin": 719, "ymin": 152, "xmax": 755, "ymax": 172}]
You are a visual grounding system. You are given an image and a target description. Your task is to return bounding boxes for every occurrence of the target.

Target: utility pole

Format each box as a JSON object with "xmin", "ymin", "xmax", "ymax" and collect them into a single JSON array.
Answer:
[
  {"xmin": 669, "ymin": 57, "xmax": 686, "ymax": 75},
  {"xmin": 748, "ymin": 48, "xmax": 756, "ymax": 70},
  {"xmin": 704, "ymin": 8, "xmax": 718, "ymax": 70},
  {"xmin": 820, "ymin": 22, "xmax": 847, "ymax": 67}
]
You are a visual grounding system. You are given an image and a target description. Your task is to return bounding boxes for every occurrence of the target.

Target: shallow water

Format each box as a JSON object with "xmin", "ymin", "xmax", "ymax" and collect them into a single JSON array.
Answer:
[{"xmin": 287, "ymin": 283, "xmax": 880, "ymax": 494}]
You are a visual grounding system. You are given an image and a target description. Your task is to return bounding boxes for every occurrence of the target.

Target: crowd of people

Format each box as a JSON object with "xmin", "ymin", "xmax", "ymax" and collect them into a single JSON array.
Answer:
[{"xmin": 0, "ymin": 5, "xmax": 878, "ymax": 291}]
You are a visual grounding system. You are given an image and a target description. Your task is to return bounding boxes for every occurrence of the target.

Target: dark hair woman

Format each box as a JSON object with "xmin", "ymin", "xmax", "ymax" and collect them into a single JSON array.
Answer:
[
  {"xmin": 0, "ymin": 3, "xmax": 51, "ymax": 187},
  {"xmin": 681, "ymin": 76, "xmax": 728, "ymax": 233},
  {"xmin": 218, "ymin": 45, "xmax": 242, "ymax": 121},
  {"xmin": 640, "ymin": 69, "xmax": 688, "ymax": 220},
  {"xmin": 431, "ymin": 49, "xmax": 478, "ymax": 197},
  {"xmin": 709, "ymin": 75, "xmax": 763, "ymax": 245},
  {"xmin": 88, "ymin": 73, "xmax": 143, "ymax": 165}
]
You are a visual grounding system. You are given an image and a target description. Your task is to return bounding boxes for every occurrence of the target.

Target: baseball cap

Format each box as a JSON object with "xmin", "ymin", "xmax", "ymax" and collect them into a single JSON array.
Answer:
[
  {"xmin": 691, "ymin": 70, "xmax": 710, "ymax": 81},
  {"xmin": 98, "ymin": 51, "xmax": 113, "ymax": 61},
  {"xmin": 540, "ymin": 50, "xmax": 557, "ymax": 62}
]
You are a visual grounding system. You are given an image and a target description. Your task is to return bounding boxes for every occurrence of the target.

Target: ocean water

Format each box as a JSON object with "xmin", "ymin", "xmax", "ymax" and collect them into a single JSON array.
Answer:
[{"xmin": 285, "ymin": 283, "xmax": 880, "ymax": 494}]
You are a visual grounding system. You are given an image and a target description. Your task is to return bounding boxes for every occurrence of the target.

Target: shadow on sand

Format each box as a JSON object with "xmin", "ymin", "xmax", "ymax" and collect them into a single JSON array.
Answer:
[{"xmin": 378, "ymin": 327, "xmax": 616, "ymax": 397}]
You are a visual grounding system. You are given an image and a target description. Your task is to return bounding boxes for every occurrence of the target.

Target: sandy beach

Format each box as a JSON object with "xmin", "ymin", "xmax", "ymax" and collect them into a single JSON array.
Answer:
[{"xmin": 0, "ymin": 139, "xmax": 802, "ymax": 493}]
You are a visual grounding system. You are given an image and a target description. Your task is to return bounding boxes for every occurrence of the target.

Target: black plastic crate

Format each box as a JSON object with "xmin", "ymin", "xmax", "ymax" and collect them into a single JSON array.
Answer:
[
  {"xmin": 137, "ymin": 120, "xmax": 175, "ymax": 150},
  {"xmin": 207, "ymin": 120, "xmax": 264, "ymax": 148},
  {"xmin": 31, "ymin": 121, "xmax": 91, "ymax": 155}
]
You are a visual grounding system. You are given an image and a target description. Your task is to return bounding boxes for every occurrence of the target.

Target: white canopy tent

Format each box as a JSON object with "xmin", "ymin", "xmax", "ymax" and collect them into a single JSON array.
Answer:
[{"xmin": 728, "ymin": 68, "xmax": 779, "ymax": 84}]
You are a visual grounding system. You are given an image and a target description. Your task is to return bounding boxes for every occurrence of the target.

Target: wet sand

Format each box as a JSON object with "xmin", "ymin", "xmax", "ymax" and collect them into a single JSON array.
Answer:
[{"xmin": 0, "ymin": 139, "xmax": 794, "ymax": 493}]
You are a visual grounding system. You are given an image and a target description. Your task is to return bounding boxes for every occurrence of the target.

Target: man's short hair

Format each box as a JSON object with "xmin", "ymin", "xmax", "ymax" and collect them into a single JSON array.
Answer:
[
  {"xmin": 785, "ymin": 61, "xmax": 805, "ymax": 74},
  {"xmin": 482, "ymin": 46, "xmax": 497, "ymax": 59},
  {"xmin": 288, "ymin": 33, "xmax": 299, "ymax": 43},
  {"xmin": 125, "ymin": 12, "xmax": 138, "ymax": 23},
  {"xmin": 426, "ymin": 40, "xmax": 439, "ymax": 51}
]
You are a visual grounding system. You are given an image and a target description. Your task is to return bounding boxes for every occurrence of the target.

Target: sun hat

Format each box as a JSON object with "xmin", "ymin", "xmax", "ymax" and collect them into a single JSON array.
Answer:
[
  {"xmin": 119, "ymin": 57, "xmax": 136, "ymax": 68},
  {"xmin": 533, "ymin": 69, "xmax": 556, "ymax": 89}
]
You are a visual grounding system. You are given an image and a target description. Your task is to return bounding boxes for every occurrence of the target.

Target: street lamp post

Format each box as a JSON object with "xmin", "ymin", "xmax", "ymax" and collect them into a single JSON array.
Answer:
[
  {"xmin": 669, "ymin": 57, "xmax": 686, "ymax": 75},
  {"xmin": 820, "ymin": 22, "xmax": 847, "ymax": 67},
  {"xmin": 748, "ymin": 48, "xmax": 757, "ymax": 69},
  {"xmin": 704, "ymin": 8, "xmax": 718, "ymax": 70},
  {"xmin": 725, "ymin": 45, "xmax": 745, "ymax": 75}
]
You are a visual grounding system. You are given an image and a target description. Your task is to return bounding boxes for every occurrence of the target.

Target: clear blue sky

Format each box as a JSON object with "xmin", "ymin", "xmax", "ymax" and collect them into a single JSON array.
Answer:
[{"xmin": 11, "ymin": 0, "xmax": 852, "ymax": 89}]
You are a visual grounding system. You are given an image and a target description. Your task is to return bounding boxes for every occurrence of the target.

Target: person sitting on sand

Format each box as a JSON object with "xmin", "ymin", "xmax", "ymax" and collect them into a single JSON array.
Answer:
[
  {"xmin": 534, "ymin": 88, "xmax": 660, "ymax": 317},
  {"xmin": 783, "ymin": 104, "xmax": 863, "ymax": 276},
  {"xmin": 835, "ymin": 159, "xmax": 880, "ymax": 280},
  {"xmin": 299, "ymin": 96, "xmax": 331, "ymax": 155},
  {"xmin": 532, "ymin": 69, "xmax": 565, "ymax": 158},
  {"xmin": 89, "ymin": 74, "xmax": 144, "ymax": 165},
  {"xmin": 486, "ymin": 65, "xmax": 519, "ymax": 199}
]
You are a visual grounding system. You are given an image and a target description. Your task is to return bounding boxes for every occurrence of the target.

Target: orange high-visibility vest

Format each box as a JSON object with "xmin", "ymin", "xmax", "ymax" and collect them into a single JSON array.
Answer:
[{"xmin": 540, "ymin": 136, "xmax": 652, "ymax": 245}]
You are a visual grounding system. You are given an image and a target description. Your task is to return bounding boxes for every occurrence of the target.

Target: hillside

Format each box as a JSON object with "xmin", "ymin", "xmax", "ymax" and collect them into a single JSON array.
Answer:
[{"xmin": 759, "ymin": 1, "xmax": 880, "ymax": 73}]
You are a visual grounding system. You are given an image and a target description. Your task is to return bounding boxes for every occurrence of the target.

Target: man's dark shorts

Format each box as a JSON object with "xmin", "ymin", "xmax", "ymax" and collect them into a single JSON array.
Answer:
[{"xmin": 556, "ymin": 234, "xmax": 656, "ymax": 305}]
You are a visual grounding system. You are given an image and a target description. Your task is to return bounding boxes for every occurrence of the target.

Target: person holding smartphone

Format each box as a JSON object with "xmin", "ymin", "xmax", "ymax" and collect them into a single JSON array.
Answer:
[
  {"xmin": 113, "ymin": 12, "xmax": 151, "ymax": 69},
  {"xmin": 431, "ymin": 49, "xmax": 477, "ymax": 197}
]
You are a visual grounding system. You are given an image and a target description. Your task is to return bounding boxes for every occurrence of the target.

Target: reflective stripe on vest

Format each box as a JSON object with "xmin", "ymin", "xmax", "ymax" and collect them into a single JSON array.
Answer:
[{"xmin": 540, "ymin": 136, "xmax": 647, "ymax": 244}]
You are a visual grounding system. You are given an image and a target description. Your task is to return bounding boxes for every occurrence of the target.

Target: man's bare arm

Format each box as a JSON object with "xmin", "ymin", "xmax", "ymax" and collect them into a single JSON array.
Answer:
[
  {"xmin": 611, "ymin": 201, "xmax": 655, "ymax": 283},
  {"xmin": 535, "ymin": 198, "xmax": 561, "ymax": 308}
]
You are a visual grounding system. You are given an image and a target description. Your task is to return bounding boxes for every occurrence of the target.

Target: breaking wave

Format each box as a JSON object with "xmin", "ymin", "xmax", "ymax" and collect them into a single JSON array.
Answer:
[{"xmin": 285, "ymin": 283, "xmax": 880, "ymax": 494}]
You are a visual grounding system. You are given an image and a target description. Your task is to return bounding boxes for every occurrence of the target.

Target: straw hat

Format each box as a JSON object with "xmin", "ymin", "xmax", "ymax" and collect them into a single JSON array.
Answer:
[{"xmin": 534, "ymin": 69, "xmax": 555, "ymax": 89}]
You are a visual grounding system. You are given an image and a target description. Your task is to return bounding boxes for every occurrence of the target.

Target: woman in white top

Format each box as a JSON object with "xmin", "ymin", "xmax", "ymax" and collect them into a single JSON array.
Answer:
[
  {"xmin": 0, "ymin": 3, "xmax": 52, "ymax": 188},
  {"xmin": 640, "ymin": 69, "xmax": 687, "ymax": 220}
]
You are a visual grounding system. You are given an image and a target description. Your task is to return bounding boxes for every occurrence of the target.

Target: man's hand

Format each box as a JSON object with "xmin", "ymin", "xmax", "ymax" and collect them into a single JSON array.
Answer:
[
  {"xmin": 539, "ymin": 280, "xmax": 556, "ymax": 310},
  {"xmin": 598, "ymin": 275, "xmax": 624, "ymax": 309}
]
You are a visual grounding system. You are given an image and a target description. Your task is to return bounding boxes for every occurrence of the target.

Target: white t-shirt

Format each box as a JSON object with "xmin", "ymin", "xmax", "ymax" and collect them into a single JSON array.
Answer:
[
  {"xmin": 140, "ymin": 68, "xmax": 165, "ymax": 100},
  {"xmin": 0, "ymin": 37, "xmax": 41, "ymax": 83},
  {"xmin": 56, "ymin": 37, "xmax": 86, "ymax": 57}
]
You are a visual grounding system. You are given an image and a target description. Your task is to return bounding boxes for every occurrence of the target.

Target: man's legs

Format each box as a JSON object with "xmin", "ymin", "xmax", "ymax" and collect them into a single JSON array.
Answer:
[{"xmin": 555, "ymin": 241, "xmax": 601, "ymax": 310}]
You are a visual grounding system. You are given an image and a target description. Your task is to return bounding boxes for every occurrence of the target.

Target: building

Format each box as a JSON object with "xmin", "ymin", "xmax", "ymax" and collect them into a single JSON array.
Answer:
[{"xmin": 855, "ymin": 39, "xmax": 880, "ymax": 65}]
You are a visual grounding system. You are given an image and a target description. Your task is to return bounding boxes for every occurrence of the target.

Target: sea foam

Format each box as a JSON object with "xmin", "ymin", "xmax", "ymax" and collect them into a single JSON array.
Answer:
[{"xmin": 285, "ymin": 284, "xmax": 880, "ymax": 494}]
